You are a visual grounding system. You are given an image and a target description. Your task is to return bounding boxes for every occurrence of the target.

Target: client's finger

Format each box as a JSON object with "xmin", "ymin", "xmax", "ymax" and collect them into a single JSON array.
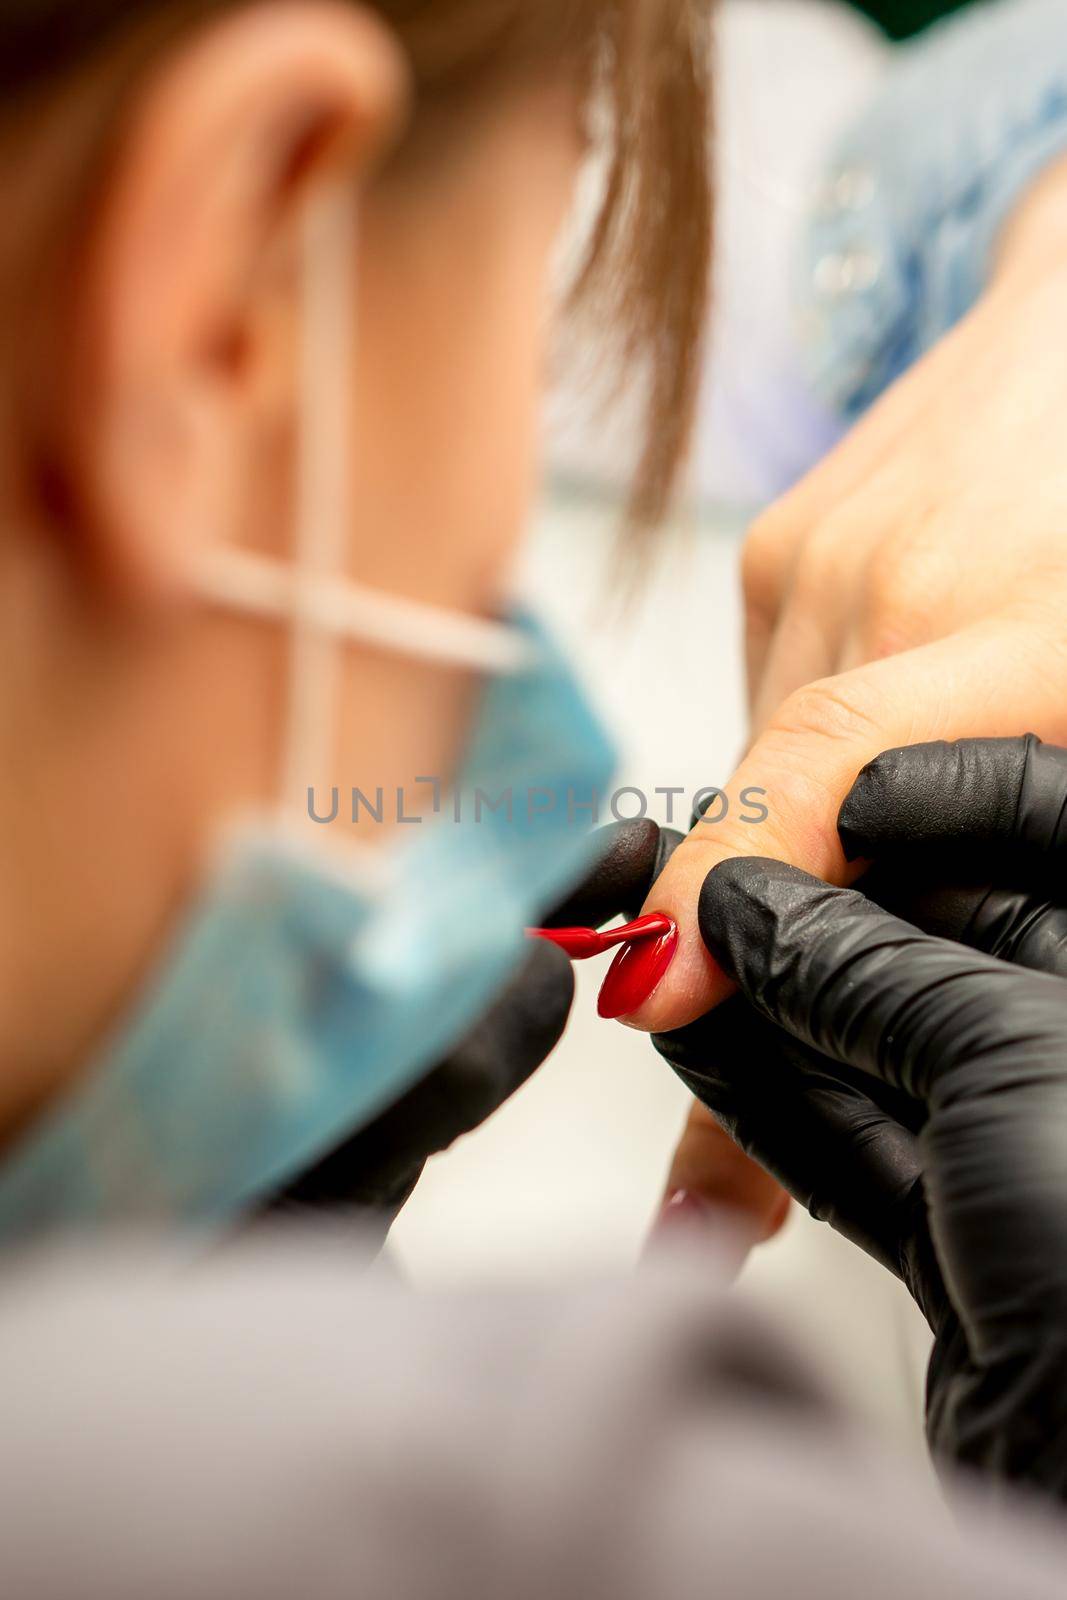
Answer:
[
  {"xmin": 623, "ymin": 618, "xmax": 1067, "ymax": 1034},
  {"xmin": 658, "ymin": 1100, "xmax": 790, "ymax": 1246}
]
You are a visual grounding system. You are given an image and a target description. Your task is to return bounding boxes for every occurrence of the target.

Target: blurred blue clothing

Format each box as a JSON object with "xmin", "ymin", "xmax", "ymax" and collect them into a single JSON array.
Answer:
[{"xmin": 798, "ymin": 0, "xmax": 1067, "ymax": 417}]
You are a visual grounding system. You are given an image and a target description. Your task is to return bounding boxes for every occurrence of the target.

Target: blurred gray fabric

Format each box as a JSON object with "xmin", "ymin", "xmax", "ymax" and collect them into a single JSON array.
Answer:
[{"xmin": 1, "ymin": 1228, "xmax": 1066, "ymax": 1599}]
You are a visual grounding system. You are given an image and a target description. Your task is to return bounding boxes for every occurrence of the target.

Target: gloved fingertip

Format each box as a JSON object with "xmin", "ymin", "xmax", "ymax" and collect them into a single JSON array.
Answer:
[
  {"xmin": 699, "ymin": 855, "xmax": 812, "ymax": 911},
  {"xmin": 698, "ymin": 857, "xmax": 794, "ymax": 955},
  {"xmin": 698, "ymin": 858, "xmax": 845, "ymax": 992},
  {"xmin": 837, "ymin": 742, "xmax": 957, "ymax": 857},
  {"xmin": 546, "ymin": 818, "xmax": 668, "ymax": 929},
  {"xmin": 836, "ymin": 754, "xmax": 898, "ymax": 859},
  {"xmin": 837, "ymin": 777, "xmax": 889, "ymax": 858}
]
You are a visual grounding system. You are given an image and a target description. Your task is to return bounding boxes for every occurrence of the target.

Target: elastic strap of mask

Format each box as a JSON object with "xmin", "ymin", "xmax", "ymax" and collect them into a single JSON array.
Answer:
[
  {"xmin": 200, "ymin": 546, "xmax": 531, "ymax": 676},
  {"xmin": 197, "ymin": 178, "xmax": 531, "ymax": 818},
  {"xmin": 282, "ymin": 176, "xmax": 354, "ymax": 812}
]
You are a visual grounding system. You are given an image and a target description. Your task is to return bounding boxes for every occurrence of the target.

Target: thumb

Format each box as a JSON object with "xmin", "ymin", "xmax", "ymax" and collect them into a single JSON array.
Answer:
[{"xmin": 621, "ymin": 616, "xmax": 1067, "ymax": 1031}]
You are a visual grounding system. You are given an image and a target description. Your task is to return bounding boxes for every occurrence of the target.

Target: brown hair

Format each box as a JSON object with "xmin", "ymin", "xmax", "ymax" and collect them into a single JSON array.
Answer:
[{"xmin": 1, "ymin": 0, "xmax": 712, "ymax": 533}]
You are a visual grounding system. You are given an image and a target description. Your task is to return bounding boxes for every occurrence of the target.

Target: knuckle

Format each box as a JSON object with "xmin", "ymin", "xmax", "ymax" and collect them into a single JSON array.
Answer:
[
  {"xmin": 729, "ymin": 679, "xmax": 891, "ymax": 880},
  {"xmin": 770, "ymin": 673, "xmax": 888, "ymax": 753},
  {"xmin": 800, "ymin": 510, "xmax": 864, "ymax": 583},
  {"xmin": 787, "ymin": 520, "xmax": 858, "ymax": 618},
  {"xmin": 750, "ymin": 507, "xmax": 861, "ymax": 641},
  {"xmin": 786, "ymin": 550, "xmax": 830, "ymax": 615},
  {"xmin": 857, "ymin": 535, "xmax": 943, "ymax": 659},
  {"xmin": 742, "ymin": 506, "xmax": 796, "ymax": 610}
]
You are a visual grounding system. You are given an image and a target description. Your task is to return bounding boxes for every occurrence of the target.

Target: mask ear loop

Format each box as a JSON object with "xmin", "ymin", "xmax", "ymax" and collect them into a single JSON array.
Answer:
[
  {"xmin": 196, "ymin": 175, "xmax": 534, "ymax": 834},
  {"xmin": 281, "ymin": 176, "xmax": 356, "ymax": 821}
]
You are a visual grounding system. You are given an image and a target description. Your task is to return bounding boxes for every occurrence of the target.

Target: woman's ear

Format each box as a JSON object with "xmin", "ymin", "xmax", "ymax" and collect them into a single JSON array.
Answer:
[{"xmin": 64, "ymin": 0, "xmax": 408, "ymax": 604}]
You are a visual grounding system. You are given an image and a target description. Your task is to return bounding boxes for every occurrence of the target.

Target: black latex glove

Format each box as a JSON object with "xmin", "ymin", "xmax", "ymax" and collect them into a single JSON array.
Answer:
[
  {"xmin": 654, "ymin": 735, "xmax": 1067, "ymax": 1497},
  {"xmin": 269, "ymin": 819, "xmax": 683, "ymax": 1235},
  {"xmin": 269, "ymin": 936, "xmax": 574, "ymax": 1233}
]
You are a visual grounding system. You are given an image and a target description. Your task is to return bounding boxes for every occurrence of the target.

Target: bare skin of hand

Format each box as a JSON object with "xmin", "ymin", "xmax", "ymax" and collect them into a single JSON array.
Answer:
[{"xmin": 641, "ymin": 158, "xmax": 1067, "ymax": 1233}]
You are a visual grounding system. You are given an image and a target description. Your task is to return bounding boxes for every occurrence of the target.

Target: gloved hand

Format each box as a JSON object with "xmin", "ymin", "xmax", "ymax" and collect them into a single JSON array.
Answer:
[
  {"xmin": 268, "ymin": 935, "xmax": 574, "ymax": 1233},
  {"xmin": 654, "ymin": 735, "xmax": 1067, "ymax": 1497},
  {"xmin": 268, "ymin": 820, "xmax": 685, "ymax": 1236}
]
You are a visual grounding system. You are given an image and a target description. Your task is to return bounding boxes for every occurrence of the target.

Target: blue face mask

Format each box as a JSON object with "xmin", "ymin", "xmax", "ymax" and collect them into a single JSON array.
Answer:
[
  {"xmin": 0, "ymin": 612, "xmax": 614, "ymax": 1245},
  {"xmin": 0, "ymin": 183, "xmax": 617, "ymax": 1247}
]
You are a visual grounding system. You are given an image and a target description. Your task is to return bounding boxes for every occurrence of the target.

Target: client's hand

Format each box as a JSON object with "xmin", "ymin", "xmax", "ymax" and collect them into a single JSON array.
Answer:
[
  {"xmin": 655, "ymin": 735, "xmax": 1067, "ymax": 1495},
  {"xmin": 624, "ymin": 193, "xmax": 1067, "ymax": 1224},
  {"xmin": 632, "ymin": 228, "xmax": 1067, "ymax": 1041}
]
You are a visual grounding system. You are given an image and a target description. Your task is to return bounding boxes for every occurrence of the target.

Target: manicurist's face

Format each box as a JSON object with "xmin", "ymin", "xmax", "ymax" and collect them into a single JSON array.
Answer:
[
  {"xmin": 72, "ymin": 11, "xmax": 587, "ymax": 818},
  {"xmin": 0, "ymin": 4, "xmax": 588, "ymax": 1115}
]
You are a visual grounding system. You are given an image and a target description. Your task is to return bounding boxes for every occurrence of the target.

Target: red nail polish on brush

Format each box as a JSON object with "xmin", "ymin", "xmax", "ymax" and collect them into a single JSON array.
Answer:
[
  {"xmin": 527, "ymin": 913, "xmax": 673, "ymax": 961},
  {"xmin": 596, "ymin": 915, "xmax": 678, "ymax": 1019}
]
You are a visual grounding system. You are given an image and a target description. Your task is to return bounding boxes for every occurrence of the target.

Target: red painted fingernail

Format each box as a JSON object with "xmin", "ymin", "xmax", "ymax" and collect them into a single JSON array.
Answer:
[
  {"xmin": 596, "ymin": 914, "xmax": 677, "ymax": 1019},
  {"xmin": 647, "ymin": 1189, "xmax": 714, "ymax": 1247}
]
